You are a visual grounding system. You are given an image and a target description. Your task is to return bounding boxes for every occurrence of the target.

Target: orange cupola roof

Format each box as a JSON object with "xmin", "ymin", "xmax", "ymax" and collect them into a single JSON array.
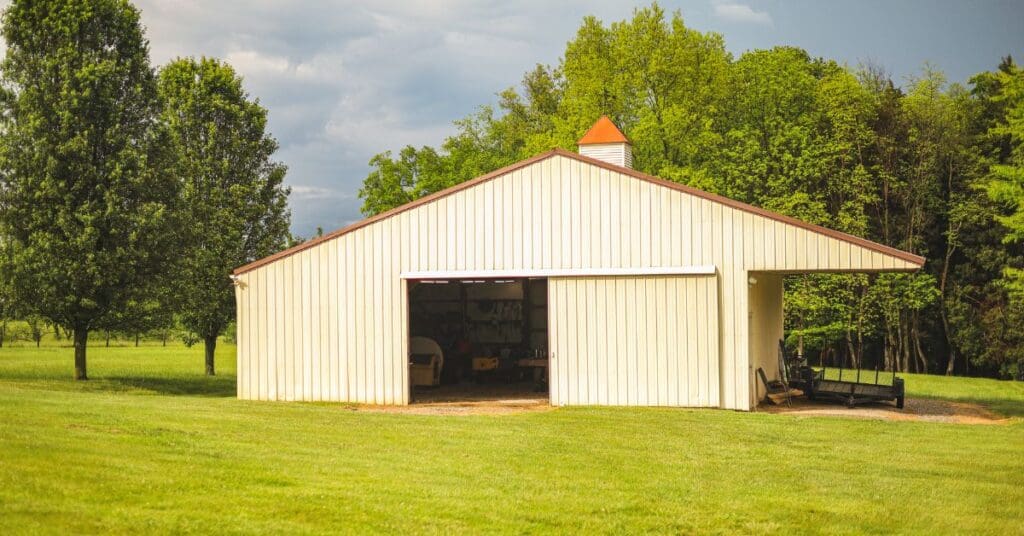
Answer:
[{"xmin": 577, "ymin": 115, "xmax": 630, "ymax": 145}]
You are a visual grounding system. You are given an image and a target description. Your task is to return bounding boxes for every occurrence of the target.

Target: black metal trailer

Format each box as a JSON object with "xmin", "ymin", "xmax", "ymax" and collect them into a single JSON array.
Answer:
[
  {"xmin": 801, "ymin": 365, "xmax": 905, "ymax": 409},
  {"xmin": 777, "ymin": 341, "xmax": 905, "ymax": 409}
]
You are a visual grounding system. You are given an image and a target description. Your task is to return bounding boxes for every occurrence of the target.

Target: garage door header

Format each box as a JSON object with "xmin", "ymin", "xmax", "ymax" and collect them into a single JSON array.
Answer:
[{"xmin": 400, "ymin": 265, "xmax": 717, "ymax": 280}]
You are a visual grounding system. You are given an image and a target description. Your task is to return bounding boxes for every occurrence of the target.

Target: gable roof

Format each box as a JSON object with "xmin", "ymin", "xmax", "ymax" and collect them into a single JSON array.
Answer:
[
  {"xmin": 234, "ymin": 148, "xmax": 924, "ymax": 275},
  {"xmin": 577, "ymin": 115, "xmax": 631, "ymax": 145}
]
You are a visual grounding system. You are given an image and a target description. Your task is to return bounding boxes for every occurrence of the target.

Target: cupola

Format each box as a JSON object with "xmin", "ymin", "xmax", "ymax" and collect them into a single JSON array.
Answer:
[{"xmin": 577, "ymin": 115, "xmax": 632, "ymax": 168}]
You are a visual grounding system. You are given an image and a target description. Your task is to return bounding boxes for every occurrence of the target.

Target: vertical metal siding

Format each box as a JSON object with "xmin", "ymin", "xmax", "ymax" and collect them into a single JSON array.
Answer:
[
  {"xmin": 548, "ymin": 276, "xmax": 719, "ymax": 407},
  {"xmin": 235, "ymin": 154, "xmax": 918, "ymax": 409},
  {"xmin": 748, "ymin": 273, "xmax": 784, "ymax": 404}
]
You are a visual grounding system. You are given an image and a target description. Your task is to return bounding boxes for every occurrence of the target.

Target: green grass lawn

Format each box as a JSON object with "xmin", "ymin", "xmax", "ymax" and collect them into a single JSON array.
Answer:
[{"xmin": 1, "ymin": 345, "xmax": 1022, "ymax": 534}]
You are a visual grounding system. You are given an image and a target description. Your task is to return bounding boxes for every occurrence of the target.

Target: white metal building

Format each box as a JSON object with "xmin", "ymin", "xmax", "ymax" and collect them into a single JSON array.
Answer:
[{"xmin": 233, "ymin": 117, "xmax": 923, "ymax": 411}]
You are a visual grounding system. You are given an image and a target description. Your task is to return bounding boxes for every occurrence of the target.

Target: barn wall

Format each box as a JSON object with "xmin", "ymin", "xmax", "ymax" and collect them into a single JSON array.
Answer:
[
  {"xmin": 548, "ymin": 275, "xmax": 719, "ymax": 407},
  {"xmin": 748, "ymin": 273, "xmax": 784, "ymax": 404},
  {"xmin": 236, "ymin": 153, "xmax": 918, "ymax": 409}
]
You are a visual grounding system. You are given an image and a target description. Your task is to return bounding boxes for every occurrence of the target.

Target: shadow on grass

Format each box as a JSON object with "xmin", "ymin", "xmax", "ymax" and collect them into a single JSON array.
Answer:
[{"xmin": 104, "ymin": 375, "xmax": 236, "ymax": 397}]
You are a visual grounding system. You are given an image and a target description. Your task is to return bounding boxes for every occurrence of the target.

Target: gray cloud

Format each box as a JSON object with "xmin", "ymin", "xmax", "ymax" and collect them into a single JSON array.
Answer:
[
  {"xmin": 130, "ymin": 0, "xmax": 633, "ymax": 237},
  {"xmin": 125, "ymin": 0, "xmax": 643, "ymax": 237},
  {"xmin": 711, "ymin": 1, "xmax": 772, "ymax": 26}
]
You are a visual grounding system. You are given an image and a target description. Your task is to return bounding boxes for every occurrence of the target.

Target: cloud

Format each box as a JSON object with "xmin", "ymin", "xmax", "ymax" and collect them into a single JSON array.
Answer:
[
  {"xmin": 712, "ymin": 2, "xmax": 773, "ymax": 26},
  {"xmin": 290, "ymin": 186, "xmax": 352, "ymax": 201}
]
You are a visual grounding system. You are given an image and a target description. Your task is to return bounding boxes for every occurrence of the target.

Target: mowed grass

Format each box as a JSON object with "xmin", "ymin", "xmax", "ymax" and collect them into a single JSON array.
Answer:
[{"xmin": 1, "ymin": 345, "xmax": 1023, "ymax": 534}]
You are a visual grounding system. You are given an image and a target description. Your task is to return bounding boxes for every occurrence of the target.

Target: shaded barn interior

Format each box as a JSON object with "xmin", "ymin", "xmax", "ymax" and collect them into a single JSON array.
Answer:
[{"xmin": 408, "ymin": 278, "xmax": 549, "ymax": 401}]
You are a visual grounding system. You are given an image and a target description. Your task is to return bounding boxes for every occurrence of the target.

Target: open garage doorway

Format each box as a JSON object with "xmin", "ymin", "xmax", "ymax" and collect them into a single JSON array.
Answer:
[{"xmin": 407, "ymin": 278, "xmax": 549, "ymax": 404}]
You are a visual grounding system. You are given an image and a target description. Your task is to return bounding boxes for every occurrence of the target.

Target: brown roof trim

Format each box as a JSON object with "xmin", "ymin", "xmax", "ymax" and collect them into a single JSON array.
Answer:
[{"xmin": 234, "ymin": 148, "xmax": 923, "ymax": 275}]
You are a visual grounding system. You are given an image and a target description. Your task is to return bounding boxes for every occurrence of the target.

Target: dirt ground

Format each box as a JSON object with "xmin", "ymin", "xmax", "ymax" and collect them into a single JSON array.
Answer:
[
  {"xmin": 758, "ymin": 397, "xmax": 1008, "ymax": 424},
  {"xmin": 357, "ymin": 397, "xmax": 553, "ymax": 416},
  {"xmin": 355, "ymin": 382, "xmax": 553, "ymax": 415},
  {"xmin": 346, "ymin": 381, "xmax": 1008, "ymax": 422}
]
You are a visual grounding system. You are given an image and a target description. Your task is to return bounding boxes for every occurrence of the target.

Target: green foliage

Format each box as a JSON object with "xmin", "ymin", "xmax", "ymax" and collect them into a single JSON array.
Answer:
[
  {"xmin": 0, "ymin": 0, "xmax": 181, "ymax": 377},
  {"xmin": 222, "ymin": 321, "xmax": 237, "ymax": 345},
  {"xmin": 359, "ymin": 146, "xmax": 436, "ymax": 215},
  {"xmin": 984, "ymin": 61, "xmax": 1024, "ymax": 292},
  {"xmin": 180, "ymin": 330, "xmax": 200, "ymax": 348},
  {"xmin": 157, "ymin": 57, "xmax": 290, "ymax": 371},
  {"xmin": 559, "ymin": 5, "xmax": 733, "ymax": 179}
]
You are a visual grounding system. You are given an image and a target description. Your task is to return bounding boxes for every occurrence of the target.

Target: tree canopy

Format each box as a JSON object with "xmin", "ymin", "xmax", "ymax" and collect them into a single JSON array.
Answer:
[
  {"xmin": 158, "ymin": 56, "xmax": 291, "ymax": 375},
  {"xmin": 0, "ymin": 0, "xmax": 180, "ymax": 378}
]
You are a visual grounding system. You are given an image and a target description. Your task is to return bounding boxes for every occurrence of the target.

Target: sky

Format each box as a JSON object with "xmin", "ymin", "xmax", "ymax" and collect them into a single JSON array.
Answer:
[{"xmin": 4, "ymin": 1, "xmax": 1024, "ymax": 237}]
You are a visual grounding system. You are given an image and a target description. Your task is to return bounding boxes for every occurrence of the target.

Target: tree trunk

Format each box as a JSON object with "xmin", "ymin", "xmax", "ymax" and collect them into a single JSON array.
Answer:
[
  {"xmin": 845, "ymin": 329, "xmax": 856, "ymax": 370},
  {"xmin": 913, "ymin": 315, "xmax": 928, "ymax": 374},
  {"xmin": 0, "ymin": 320, "xmax": 5, "ymax": 348},
  {"xmin": 884, "ymin": 321, "xmax": 895, "ymax": 372},
  {"xmin": 896, "ymin": 315, "xmax": 905, "ymax": 373},
  {"xmin": 135, "ymin": 334, "xmax": 139, "ymax": 347},
  {"xmin": 204, "ymin": 335, "xmax": 217, "ymax": 376},
  {"xmin": 940, "ymin": 254, "xmax": 956, "ymax": 376},
  {"xmin": 74, "ymin": 328, "xmax": 88, "ymax": 380},
  {"xmin": 941, "ymin": 160, "xmax": 958, "ymax": 375},
  {"xmin": 105, "ymin": 331, "xmax": 110, "ymax": 347}
]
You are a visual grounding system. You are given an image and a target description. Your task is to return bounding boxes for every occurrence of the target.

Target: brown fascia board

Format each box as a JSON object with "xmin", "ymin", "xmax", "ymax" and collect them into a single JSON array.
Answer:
[{"xmin": 234, "ymin": 148, "xmax": 924, "ymax": 275}]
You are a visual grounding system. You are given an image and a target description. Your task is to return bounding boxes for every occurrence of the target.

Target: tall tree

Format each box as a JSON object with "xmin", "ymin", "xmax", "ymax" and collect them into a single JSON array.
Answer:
[
  {"xmin": 158, "ymin": 57, "xmax": 290, "ymax": 375},
  {"xmin": 981, "ymin": 59, "xmax": 1024, "ymax": 378},
  {"xmin": 0, "ymin": 0, "xmax": 179, "ymax": 379},
  {"xmin": 984, "ymin": 60, "xmax": 1024, "ymax": 294},
  {"xmin": 557, "ymin": 5, "xmax": 732, "ymax": 183}
]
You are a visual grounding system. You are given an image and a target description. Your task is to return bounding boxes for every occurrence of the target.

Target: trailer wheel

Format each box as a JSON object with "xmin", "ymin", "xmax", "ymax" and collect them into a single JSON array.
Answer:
[
  {"xmin": 896, "ymin": 396, "xmax": 905, "ymax": 409},
  {"xmin": 846, "ymin": 396, "xmax": 856, "ymax": 408}
]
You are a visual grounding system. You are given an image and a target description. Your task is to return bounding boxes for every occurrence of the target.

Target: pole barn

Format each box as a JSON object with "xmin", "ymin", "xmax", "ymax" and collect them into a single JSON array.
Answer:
[{"xmin": 232, "ymin": 117, "xmax": 923, "ymax": 411}]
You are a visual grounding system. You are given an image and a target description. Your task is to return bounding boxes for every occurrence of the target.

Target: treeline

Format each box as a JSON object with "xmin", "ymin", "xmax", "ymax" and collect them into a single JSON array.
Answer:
[
  {"xmin": 360, "ymin": 5, "xmax": 1024, "ymax": 379},
  {"xmin": 0, "ymin": 0, "xmax": 292, "ymax": 377},
  {"xmin": 0, "ymin": 318, "xmax": 237, "ymax": 349}
]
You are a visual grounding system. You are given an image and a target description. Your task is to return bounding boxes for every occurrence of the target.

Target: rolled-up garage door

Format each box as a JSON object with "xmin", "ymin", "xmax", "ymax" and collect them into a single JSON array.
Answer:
[{"xmin": 548, "ymin": 275, "xmax": 719, "ymax": 407}]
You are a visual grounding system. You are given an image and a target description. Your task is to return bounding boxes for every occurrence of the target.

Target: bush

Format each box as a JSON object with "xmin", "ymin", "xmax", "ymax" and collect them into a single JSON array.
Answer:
[{"xmin": 180, "ymin": 331, "xmax": 199, "ymax": 348}]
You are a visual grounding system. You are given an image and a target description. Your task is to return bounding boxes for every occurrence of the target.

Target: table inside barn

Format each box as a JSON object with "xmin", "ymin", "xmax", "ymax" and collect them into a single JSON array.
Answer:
[{"xmin": 516, "ymin": 358, "xmax": 548, "ymax": 385}]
